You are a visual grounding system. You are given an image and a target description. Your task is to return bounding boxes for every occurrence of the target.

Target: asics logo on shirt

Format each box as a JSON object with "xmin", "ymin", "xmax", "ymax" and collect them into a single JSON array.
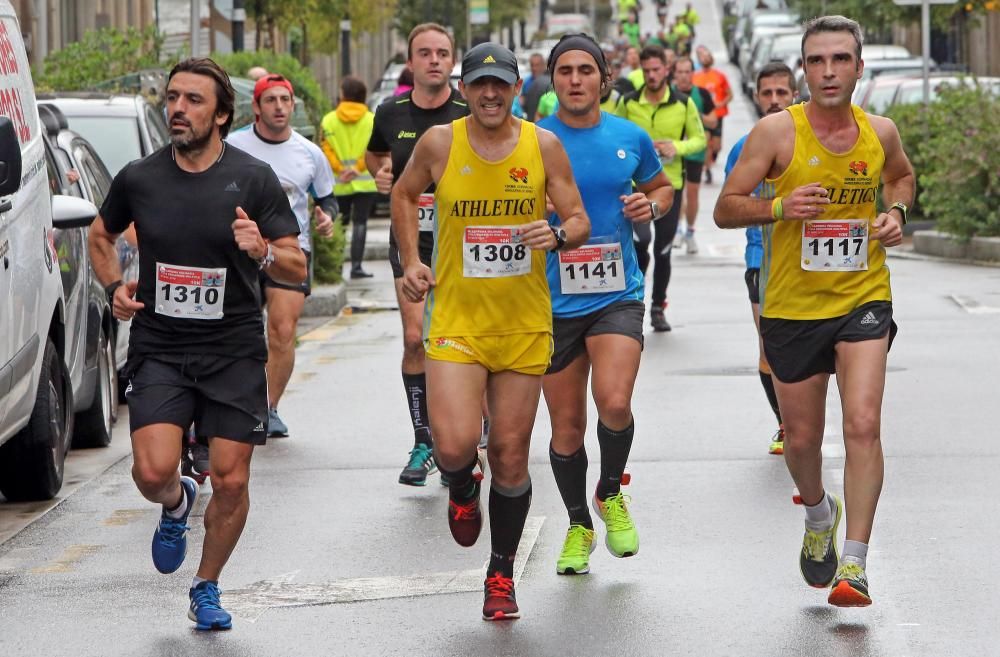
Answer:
[{"xmin": 397, "ymin": 130, "xmax": 417, "ymax": 139}]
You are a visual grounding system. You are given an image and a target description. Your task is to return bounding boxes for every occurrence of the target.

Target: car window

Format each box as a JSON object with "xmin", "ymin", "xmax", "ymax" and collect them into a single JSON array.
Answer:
[
  {"xmin": 42, "ymin": 139, "xmax": 62, "ymax": 197},
  {"xmin": 62, "ymin": 116, "xmax": 142, "ymax": 176},
  {"xmin": 51, "ymin": 145, "xmax": 82, "ymax": 198},
  {"xmin": 145, "ymin": 106, "xmax": 168, "ymax": 149},
  {"xmin": 72, "ymin": 142, "xmax": 110, "ymax": 207}
]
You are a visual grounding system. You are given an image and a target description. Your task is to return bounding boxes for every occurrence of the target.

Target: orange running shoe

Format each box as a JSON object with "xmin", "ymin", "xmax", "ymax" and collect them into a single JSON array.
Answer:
[{"xmin": 482, "ymin": 572, "xmax": 519, "ymax": 620}]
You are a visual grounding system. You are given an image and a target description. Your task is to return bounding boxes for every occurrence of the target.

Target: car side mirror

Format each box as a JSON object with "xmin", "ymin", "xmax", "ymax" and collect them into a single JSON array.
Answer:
[
  {"xmin": 0, "ymin": 116, "xmax": 23, "ymax": 198},
  {"xmin": 51, "ymin": 194, "xmax": 98, "ymax": 229}
]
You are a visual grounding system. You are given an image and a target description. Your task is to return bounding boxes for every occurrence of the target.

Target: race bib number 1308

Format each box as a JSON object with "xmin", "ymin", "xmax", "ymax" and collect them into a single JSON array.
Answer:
[{"xmin": 463, "ymin": 226, "xmax": 531, "ymax": 278}]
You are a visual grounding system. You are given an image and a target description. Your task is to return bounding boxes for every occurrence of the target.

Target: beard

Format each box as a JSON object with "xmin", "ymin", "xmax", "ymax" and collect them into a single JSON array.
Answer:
[{"xmin": 170, "ymin": 118, "xmax": 213, "ymax": 153}]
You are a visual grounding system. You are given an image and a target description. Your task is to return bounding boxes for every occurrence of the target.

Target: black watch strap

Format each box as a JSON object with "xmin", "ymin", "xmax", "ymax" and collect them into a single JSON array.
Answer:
[{"xmin": 105, "ymin": 280, "xmax": 124, "ymax": 306}]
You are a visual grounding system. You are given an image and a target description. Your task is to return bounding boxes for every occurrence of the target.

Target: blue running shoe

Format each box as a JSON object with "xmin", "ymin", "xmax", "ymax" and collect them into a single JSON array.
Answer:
[
  {"xmin": 151, "ymin": 476, "xmax": 198, "ymax": 574},
  {"xmin": 267, "ymin": 407, "xmax": 289, "ymax": 437},
  {"xmin": 188, "ymin": 581, "xmax": 232, "ymax": 631}
]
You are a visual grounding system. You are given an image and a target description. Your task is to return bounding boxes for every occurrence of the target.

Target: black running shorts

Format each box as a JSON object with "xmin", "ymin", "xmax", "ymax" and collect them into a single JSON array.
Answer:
[
  {"xmin": 388, "ymin": 232, "xmax": 435, "ymax": 279},
  {"xmin": 547, "ymin": 300, "xmax": 645, "ymax": 374},
  {"xmin": 760, "ymin": 301, "xmax": 897, "ymax": 383},
  {"xmin": 125, "ymin": 354, "xmax": 269, "ymax": 445},
  {"xmin": 262, "ymin": 250, "xmax": 312, "ymax": 296},
  {"xmin": 745, "ymin": 268, "xmax": 760, "ymax": 304},
  {"xmin": 684, "ymin": 159, "xmax": 705, "ymax": 185}
]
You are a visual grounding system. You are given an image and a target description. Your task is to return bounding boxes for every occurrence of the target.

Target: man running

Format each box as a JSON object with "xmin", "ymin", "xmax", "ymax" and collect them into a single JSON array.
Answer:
[
  {"xmin": 537, "ymin": 35, "xmax": 671, "ymax": 575},
  {"xmin": 89, "ymin": 57, "xmax": 305, "ymax": 629},
  {"xmin": 227, "ymin": 74, "xmax": 337, "ymax": 438},
  {"xmin": 672, "ymin": 55, "xmax": 716, "ymax": 255},
  {"xmin": 616, "ymin": 44, "xmax": 705, "ymax": 331},
  {"xmin": 366, "ymin": 23, "xmax": 470, "ymax": 486},
  {"xmin": 714, "ymin": 16, "xmax": 914, "ymax": 607},
  {"xmin": 724, "ymin": 62, "xmax": 798, "ymax": 455},
  {"xmin": 392, "ymin": 42, "xmax": 590, "ymax": 620},
  {"xmin": 693, "ymin": 46, "xmax": 733, "ymax": 184}
]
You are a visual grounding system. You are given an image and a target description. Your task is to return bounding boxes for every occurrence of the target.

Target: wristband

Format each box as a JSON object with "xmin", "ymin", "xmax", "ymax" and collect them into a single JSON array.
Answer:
[
  {"xmin": 104, "ymin": 280, "xmax": 123, "ymax": 307},
  {"xmin": 255, "ymin": 241, "xmax": 275, "ymax": 270},
  {"xmin": 771, "ymin": 196, "xmax": 784, "ymax": 221}
]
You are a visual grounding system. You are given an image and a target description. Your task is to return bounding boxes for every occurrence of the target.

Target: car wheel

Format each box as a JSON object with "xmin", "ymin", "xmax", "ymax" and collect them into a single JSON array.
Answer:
[
  {"xmin": 73, "ymin": 328, "xmax": 117, "ymax": 448},
  {"xmin": 0, "ymin": 338, "xmax": 74, "ymax": 501}
]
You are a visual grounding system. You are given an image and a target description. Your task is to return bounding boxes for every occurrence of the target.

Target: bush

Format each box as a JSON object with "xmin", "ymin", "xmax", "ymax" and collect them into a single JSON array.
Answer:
[
  {"xmin": 209, "ymin": 51, "xmax": 331, "ymax": 127},
  {"xmin": 887, "ymin": 82, "xmax": 1000, "ymax": 240},
  {"xmin": 311, "ymin": 218, "xmax": 346, "ymax": 285},
  {"xmin": 35, "ymin": 26, "xmax": 167, "ymax": 92}
]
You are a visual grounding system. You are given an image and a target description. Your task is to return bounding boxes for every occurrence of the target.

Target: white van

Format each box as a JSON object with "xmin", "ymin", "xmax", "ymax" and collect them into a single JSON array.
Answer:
[{"xmin": 0, "ymin": 1, "xmax": 100, "ymax": 501}]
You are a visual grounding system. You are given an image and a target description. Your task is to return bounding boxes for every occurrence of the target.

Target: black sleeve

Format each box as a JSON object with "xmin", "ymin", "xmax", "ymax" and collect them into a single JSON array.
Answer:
[
  {"xmin": 99, "ymin": 163, "xmax": 133, "ymax": 234},
  {"xmin": 315, "ymin": 193, "xmax": 339, "ymax": 218},
  {"xmin": 367, "ymin": 104, "xmax": 390, "ymax": 153},
  {"xmin": 252, "ymin": 166, "xmax": 299, "ymax": 241},
  {"xmin": 701, "ymin": 88, "xmax": 716, "ymax": 115}
]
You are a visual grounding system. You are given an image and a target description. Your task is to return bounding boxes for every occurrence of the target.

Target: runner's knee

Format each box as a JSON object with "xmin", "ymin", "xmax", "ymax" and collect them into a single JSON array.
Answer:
[
  {"xmin": 842, "ymin": 413, "xmax": 881, "ymax": 446},
  {"xmin": 595, "ymin": 392, "xmax": 632, "ymax": 428},
  {"xmin": 487, "ymin": 440, "xmax": 529, "ymax": 483},
  {"xmin": 132, "ymin": 461, "xmax": 176, "ymax": 496},
  {"xmin": 267, "ymin": 316, "xmax": 297, "ymax": 350}
]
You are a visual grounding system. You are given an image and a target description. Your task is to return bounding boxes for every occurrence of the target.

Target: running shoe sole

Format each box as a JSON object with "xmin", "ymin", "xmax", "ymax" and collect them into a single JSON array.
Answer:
[
  {"xmin": 187, "ymin": 609, "xmax": 233, "ymax": 631},
  {"xmin": 483, "ymin": 609, "xmax": 520, "ymax": 621},
  {"xmin": 828, "ymin": 580, "xmax": 872, "ymax": 607}
]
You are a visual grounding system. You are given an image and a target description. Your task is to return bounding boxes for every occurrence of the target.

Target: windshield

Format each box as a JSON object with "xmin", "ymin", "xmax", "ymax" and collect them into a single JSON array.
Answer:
[{"xmin": 65, "ymin": 116, "xmax": 142, "ymax": 176}]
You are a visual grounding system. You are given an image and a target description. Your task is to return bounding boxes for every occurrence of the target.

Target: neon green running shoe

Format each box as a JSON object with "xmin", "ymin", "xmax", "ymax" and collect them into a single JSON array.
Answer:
[
  {"xmin": 591, "ymin": 492, "xmax": 639, "ymax": 558},
  {"xmin": 799, "ymin": 494, "xmax": 843, "ymax": 588},
  {"xmin": 556, "ymin": 525, "xmax": 596, "ymax": 575},
  {"xmin": 828, "ymin": 561, "xmax": 872, "ymax": 607}
]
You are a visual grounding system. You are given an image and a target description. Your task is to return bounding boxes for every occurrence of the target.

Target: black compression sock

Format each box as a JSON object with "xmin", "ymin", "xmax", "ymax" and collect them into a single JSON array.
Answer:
[
  {"xmin": 549, "ymin": 443, "xmax": 593, "ymax": 529},
  {"xmin": 438, "ymin": 456, "xmax": 478, "ymax": 500},
  {"xmin": 758, "ymin": 370, "xmax": 782, "ymax": 425},
  {"xmin": 488, "ymin": 480, "xmax": 532, "ymax": 579},
  {"xmin": 402, "ymin": 372, "xmax": 432, "ymax": 447},
  {"xmin": 596, "ymin": 420, "xmax": 634, "ymax": 500}
]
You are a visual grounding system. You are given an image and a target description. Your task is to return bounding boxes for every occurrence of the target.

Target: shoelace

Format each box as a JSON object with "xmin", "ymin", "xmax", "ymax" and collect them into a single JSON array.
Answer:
[
  {"xmin": 484, "ymin": 572, "xmax": 514, "ymax": 598},
  {"xmin": 562, "ymin": 526, "xmax": 594, "ymax": 559},
  {"xmin": 406, "ymin": 446, "xmax": 432, "ymax": 470},
  {"xmin": 157, "ymin": 516, "xmax": 190, "ymax": 548},
  {"xmin": 191, "ymin": 583, "xmax": 224, "ymax": 611},
  {"xmin": 836, "ymin": 562, "xmax": 866, "ymax": 583},
  {"xmin": 802, "ymin": 527, "xmax": 833, "ymax": 561},
  {"xmin": 601, "ymin": 493, "xmax": 634, "ymax": 532},
  {"xmin": 449, "ymin": 497, "xmax": 479, "ymax": 520}
]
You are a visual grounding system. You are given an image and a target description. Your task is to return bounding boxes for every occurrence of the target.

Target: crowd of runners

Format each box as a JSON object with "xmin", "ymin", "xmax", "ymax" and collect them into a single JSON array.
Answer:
[{"xmin": 86, "ymin": 1, "xmax": 913, "ymax": 630}]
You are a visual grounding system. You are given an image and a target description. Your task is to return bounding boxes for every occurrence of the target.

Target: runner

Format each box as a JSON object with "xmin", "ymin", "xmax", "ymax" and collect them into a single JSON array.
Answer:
[
  {"xmin": 723, "ymin": 62, "xmax": 798, "ymax": 455},
  {"xmin": 227, "ymin": 73, "xmax": 337, "ymax": 438},
  {"xmin": 321, "ymin": 75, "xmax": 378, "ymax": 279},
  {"xmin": 616, "ymin": 44, "xmax": 705, "ymax": 331},
  {"xmin": 671, "ymin": 55, "xmax": 717, "ymax": 255},
  {"xmin": 365, "ymin": 23, "xmax": 470, "ymax": 486},
  {"xmin": 693, "ymin": 46, "xmax": 734, "ymax": 184},
  {"xmin": 714, "ymin": 16, "xmax": 914, "ymax": 607},
  {"xmin": 391, "ymin": 42, "xmax": 590, "ymax": 620},
  {"xmin": 88, "ymin": 57, "xmax": 305, "ymax": 630},
  {"xmin": 537, "ymin": 35, "xmax": 672, "ymax": 575}
]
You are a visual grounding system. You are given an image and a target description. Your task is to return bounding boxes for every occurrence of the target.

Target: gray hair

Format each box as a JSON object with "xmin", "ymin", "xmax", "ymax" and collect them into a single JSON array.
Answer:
[{"xmin": 801, "ymin": 15, "xmax": 863, "ymax": 63}]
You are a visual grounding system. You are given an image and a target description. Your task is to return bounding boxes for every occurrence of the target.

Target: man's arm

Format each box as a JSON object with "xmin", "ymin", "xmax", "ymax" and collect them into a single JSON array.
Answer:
[
  {"xmin": 531, "ymin": 129, "xmax": 590, "ymax": 250},
  {"xmin": 233, "ymin": 207, "xmax": 306, "ymax": 285},
  {"xmin": 634, "ymin": 172, "xmax": 673, "ymax": 222},
  {"xmin": 89, "ymin": 216, "xmax": 146, "ymax": 321},
  {"xmin": 365, "ymin": 150, "xmax": 393, "ymax": 194},
  {"xmin": 871, "ymin": 115, "xmax": 915, "ymax": 247}
]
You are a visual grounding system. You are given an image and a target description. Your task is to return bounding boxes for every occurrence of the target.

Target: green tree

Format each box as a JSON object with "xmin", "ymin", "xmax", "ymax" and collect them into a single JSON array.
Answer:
[
  {"xmin": 394, "ymin": 0, "xmax": 533, "ymax": 49},
  {"xmin": 35, "ymin": 26, "xmax": 169, "ymax": 91},
  {"xmin": 248, "ymin": 0, "xmax": 395, "ymax": 62}
]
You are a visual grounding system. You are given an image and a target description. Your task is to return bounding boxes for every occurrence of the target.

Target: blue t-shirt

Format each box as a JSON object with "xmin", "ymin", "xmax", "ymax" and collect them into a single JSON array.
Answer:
[
  {"xmin": 538, "ymin": 112, "xmax": 662, "ymax": 317},
  {"xmin": 724, "ymin": 134, "xmax": 763, "ymax": 270}
]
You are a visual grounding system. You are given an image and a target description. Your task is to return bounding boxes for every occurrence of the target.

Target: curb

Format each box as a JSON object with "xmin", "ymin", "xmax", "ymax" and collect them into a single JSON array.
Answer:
[
  {"xmin": 912, "ymin": 230, "xmax": 1000, "ymax": 265},
  {"xmin": 302, "ymin": 282, "xmax": 348, "ymax": 318}
]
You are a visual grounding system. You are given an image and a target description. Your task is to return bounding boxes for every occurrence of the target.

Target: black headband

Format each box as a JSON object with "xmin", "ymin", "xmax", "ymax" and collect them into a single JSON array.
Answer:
[{"xmin": 546, "ymin": 33, "xmax": 609, "ymax": 80}]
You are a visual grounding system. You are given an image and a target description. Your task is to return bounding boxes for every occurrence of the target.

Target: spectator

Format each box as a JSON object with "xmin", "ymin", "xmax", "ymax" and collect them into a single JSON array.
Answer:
[
  {"xmin": 394, "ymin": 67, "xmax": 414, "ymax": 96},
  {"xmin": 247, "ymin": 66, "xmax": 269, "ymax": 81}
]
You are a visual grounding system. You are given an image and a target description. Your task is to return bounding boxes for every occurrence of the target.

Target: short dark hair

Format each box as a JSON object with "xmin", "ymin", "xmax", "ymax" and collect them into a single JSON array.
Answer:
[
  {"xmin": 802, "ymin": 15, "xmax": 863, "ymax": 63},
  {"xmin": 168, "ymin": 57, "xmax": 236, "ymax": 137},
  {"xmin": 340, "ymin": 75, "xmax": 367, "ymax": 103},
  {"xmin": 639, "ymin": 44, "xmax": 666, "ymax": 63},
  {"xmin": 407, "ymin": 23, "xmax": 455, "ymax": 60},
  {"xmin": 756, "ymin": 62, "xmax": 796, "ymax": 92},
  {"xmin": 674, "ymin": 56, "xmax": 694, "ymax": 72}
]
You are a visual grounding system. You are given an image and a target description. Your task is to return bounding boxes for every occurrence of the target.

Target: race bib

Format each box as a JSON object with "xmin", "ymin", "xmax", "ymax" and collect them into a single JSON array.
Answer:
[
  {"xmin": 418, "ymin": 193, "xmax": 435, "ymax": 232},
  {"xmin": 801, "ymin": 220, "xmax": 869, "ymax": 271},
  {"xmin": 155, "ymin": 263, "xmax": 226, "ymax": 320},
  {"xmin": 463, "ymin": 226, "xmax": 530, "ymax": 278},
  {"xmin": 559, "ymin": 238, "xmax": 625, "ymax": 294}
]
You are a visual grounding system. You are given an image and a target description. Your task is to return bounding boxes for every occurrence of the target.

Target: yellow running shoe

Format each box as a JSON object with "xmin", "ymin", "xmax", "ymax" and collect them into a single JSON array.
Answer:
[
  {"xmin": 592, "ymin": 492, "xmax": 639, "ymax": 558},
  {"xmin": 769, "ymin": 426, "xmax": 785, "ymax": 455},
  {"xmin": 828, "ymin": 561, "xmax": 872, "ymax": 607},
  {"xmin": 556, "ymin": 525, "xmax": 596, "ymax": 575},
  {"xmin": 799, "ymin": 494, "xmax": 842, "ymax": 588}
]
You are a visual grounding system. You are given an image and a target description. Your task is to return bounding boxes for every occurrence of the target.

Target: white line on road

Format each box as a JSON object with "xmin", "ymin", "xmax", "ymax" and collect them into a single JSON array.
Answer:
[
  {"xmin": 950, "ymin": 294, "xmax": 1000, "ymax": 314},
  {"xmin": 226, "ymin": 516, "xmax": 545, "ymax": 622}
]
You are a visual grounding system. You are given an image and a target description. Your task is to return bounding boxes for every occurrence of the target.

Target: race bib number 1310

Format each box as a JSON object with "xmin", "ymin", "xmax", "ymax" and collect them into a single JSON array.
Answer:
[{"xmin": 155, "ymin": 263, "xmax": 226, "ymax": 320}]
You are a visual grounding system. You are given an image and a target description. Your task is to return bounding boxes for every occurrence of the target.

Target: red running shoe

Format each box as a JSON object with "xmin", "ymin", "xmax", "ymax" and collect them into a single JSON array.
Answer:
[
  {"xmin": 482, "ymin": 572, "xmax": 519, "ymax": 620},
  {"xmin": 447, "ymin": 477, "xmax": 483, "ymax": 547}
]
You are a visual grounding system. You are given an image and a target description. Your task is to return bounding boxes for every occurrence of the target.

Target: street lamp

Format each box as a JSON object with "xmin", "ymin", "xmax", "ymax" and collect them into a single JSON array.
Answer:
[{"xmin": 233, "ymin": 0, "xmax": 245, "ymax": 52}]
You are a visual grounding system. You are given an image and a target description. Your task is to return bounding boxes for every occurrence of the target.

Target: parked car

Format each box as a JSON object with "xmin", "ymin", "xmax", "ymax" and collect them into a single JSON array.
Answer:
[
  {"xmin": 732, "ymin": 10, "xmax": 798, "ymax": 65},
  {"xmin": 742, "ymin": 28, "xmax": 802, "ymax": 95},
  {"xmin": 890, "ymin": 75, "xmax": 1000, "ymax": 106},
  {"xmin": 0, "ymin": 0, "xmax": 101, "ymax": 501},
  {"xmin": 36, "ymin": 93, "xmax": 170, "ymax": 176},
  {"xmin": 800, "ymin": 52, "xmax": 927, "ymax": 102},
  {"xmin": 39, "ymin": 102, "xmax": 137, "ymax": 406},
  {"xmin": 855, "ymin": 74, "xmax": 915, "ymax": 114}
]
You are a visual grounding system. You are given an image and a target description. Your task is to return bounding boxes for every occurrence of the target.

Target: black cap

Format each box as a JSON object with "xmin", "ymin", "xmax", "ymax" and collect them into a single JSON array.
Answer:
[{"xmin": 461, "ymin": 43, "xmax": 519, "ymax": 85}]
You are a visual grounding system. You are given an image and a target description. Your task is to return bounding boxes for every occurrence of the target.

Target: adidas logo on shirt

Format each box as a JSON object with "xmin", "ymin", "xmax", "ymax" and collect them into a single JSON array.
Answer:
[
  {"xmin": 225, "ymin": 181, "xmax": 240, "ymax": 192},
  {"xmin": 859, "ymin": 311, "xmax": 879, "ymax": 326}
]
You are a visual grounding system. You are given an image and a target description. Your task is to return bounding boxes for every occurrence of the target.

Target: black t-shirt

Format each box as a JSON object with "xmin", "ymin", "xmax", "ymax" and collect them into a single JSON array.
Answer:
[
  {"xmin": 100, "ymin": 144, "xmax": 299, "ymax": 361},
  {"xmin": 368, "ymin": 88, "xmax": 469, "ymax": 252}
]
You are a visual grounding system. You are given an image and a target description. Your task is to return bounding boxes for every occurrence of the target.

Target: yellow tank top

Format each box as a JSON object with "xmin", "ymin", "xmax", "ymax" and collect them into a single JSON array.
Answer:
[
  {"xmin": 760, "ymin": 103, "xmax": 891, "ymax": 320},
  {"xmin": 425, "ymin": 117, "xmax": 550, "ymax": 338}
]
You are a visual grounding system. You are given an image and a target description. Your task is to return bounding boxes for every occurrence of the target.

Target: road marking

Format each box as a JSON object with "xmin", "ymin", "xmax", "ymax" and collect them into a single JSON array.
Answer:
[
  {"xmin": 31, "ymin": 544, "xmax": 103, "ymax": 574},
  {"xmin": 298, "ymin": 320, "xmax": 344, "ymax": 342},
  {"xmin": 102, "ymin": 509, "xmax": 147, "ymax": 526},
  {"xmin": 950, "ymin": 294, "xmax": 1000, "ymax": 314},
  {"xmin": 226, "ymin": 515, "xmax": 545, "ymax": 623}
]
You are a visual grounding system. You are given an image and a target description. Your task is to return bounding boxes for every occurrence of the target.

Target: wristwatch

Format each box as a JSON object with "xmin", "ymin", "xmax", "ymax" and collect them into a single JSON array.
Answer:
[
  {"xmin": 105, "ymin": 280, "xmax": 123, "ymax": 308},
  {"xmin": 255, "ymin": 242, "xmax": 275, "ymax": 269},
  {"xmin": 649, "ymin": 201, "xmax": 660, "ymax": 220},
  {"xmin": 549, "ymin": 225, "xmax": 567, "ymax": 252},
  {"xmin": 888, "ymin": 201, "xmax": 908, "ymax": 225}
]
